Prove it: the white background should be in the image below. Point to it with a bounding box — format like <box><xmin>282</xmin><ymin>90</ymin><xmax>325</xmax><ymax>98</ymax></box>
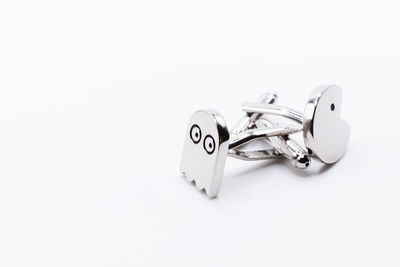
<box><xmin>1</xmin><ymin>0</ymin><xmax>399</xmax><ymax>266</ymax></box>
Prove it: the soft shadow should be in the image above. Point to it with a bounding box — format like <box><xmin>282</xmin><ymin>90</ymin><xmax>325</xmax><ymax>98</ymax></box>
<box><xmin>224</xmin><ymin>158</ymin><xmax>280</xmax><ymax>179</ymax></box>
<box><xmin>220</xmin><ymin>157</ymin><xmax>340</xmax><ymax>197</ymax></box>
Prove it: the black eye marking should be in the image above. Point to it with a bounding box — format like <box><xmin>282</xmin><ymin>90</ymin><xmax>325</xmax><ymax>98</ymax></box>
<box><xmin>190</xmin><ymin>124</ymin><xmax>201</xmax><ymax>144</ymax></box>
<box><xmin>203</xmin><ymin>135</ymin><xmax>216</xmax><ymax>155</ymax></box>
<box><xmin>330</xmin><ymin>103</ymin><xmax>335</xmax><ymax>111</ymax></box>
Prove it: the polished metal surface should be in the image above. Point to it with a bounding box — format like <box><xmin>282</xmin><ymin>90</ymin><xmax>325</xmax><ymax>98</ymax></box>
<box><xmin>250</xmin><ymin>91</ymin><xmax>311</xmax><ymax>169</ymax></box>
<box><xmin>257</xmin><ymin>118</ymin><xmax>310</xmax><ymax>169</ymax></box>
<box><xmin>231</xmin><ymin>92</ymin><xmax>278</xmax><ymax>134</ymax></box>
<box><xmin>180</xmin><ymin>110</ymin><xmax>230</xmax><ymax>198</ymax></box>
<box><xmin>180</xmin><ymin>85</ymin><xmax>350</xmax><ymax>197</ymax></box>
<box><xmin>228</xmin><ymin>125</ymin><xmax>302</xmax><ymax>150</ymax></box>
<box><xmin>241</xmin><ymin>85</ymin><xmax>351</xmax><ymax>164</ymax></box>
<box><xmin>302</xmin><ymin>85</ymin><xmax>351</xmax><ymax>164</ymax></box>
<box><xmin>229</xmin><ymin>92</ymin><xmax>281</xmax><ymax>162</ymax></box>
<box><xmin>228</xmin><ymin>149</ymin><xmax>280</xmax><ymax>161</ymax></box>
<box><xmin>242</xmin><ymin>103</ymin><xmax>304</xmax><ymax>123</ymax></box>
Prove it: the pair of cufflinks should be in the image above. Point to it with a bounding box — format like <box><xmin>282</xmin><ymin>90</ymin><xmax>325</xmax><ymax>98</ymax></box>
<box><xmin>179</xmin><ymin>85</ymin><xmax>351</xmax><ymax>198</ymax></box>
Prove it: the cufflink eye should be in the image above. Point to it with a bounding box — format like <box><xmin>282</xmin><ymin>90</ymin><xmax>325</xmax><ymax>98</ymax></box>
<box><xmin>203</xmin><ymin>135</ymin><xmax>215</xmax><ymax>155</ymax></box>
<box><xmin>190</xmin><ymin>124</ymin><xmax>202</xmax><ymax>144</ymax></box>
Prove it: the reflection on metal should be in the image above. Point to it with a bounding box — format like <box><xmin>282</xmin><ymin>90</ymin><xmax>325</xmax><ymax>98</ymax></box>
<box><xmin>180</xmin><ymin>85</ymin><xmax>351</xmax><ymax>198</ymax></box>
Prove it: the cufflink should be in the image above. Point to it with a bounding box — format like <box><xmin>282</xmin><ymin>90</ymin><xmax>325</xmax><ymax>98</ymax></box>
<box><xmin>180</xmin><ymin>85</ymin><xmax>350</xmax><ymax>198</ymax></box>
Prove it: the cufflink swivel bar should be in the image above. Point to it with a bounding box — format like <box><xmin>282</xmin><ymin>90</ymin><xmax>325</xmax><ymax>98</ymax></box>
<box><xmin>180</xmin><ymin>85</ymin><xmax>350</xmax><ymax>197</ymax></box>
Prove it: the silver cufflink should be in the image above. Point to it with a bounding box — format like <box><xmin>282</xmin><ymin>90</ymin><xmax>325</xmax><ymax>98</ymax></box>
<box><xmin>180</xmin><ymin>85</ymin><xmax>351</xmax><ymax>198</ymax></box>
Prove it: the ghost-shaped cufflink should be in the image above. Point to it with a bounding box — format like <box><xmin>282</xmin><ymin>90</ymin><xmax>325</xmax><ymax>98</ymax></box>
<box><xmin>180</xmin><ymin>85</ymin><xmax>351</xmax><ymax>198</ymax></box>
<box><xmin>179</xmin><ymin>110</ymin><xmax>230</xmax><ymax>198</ymax></box>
